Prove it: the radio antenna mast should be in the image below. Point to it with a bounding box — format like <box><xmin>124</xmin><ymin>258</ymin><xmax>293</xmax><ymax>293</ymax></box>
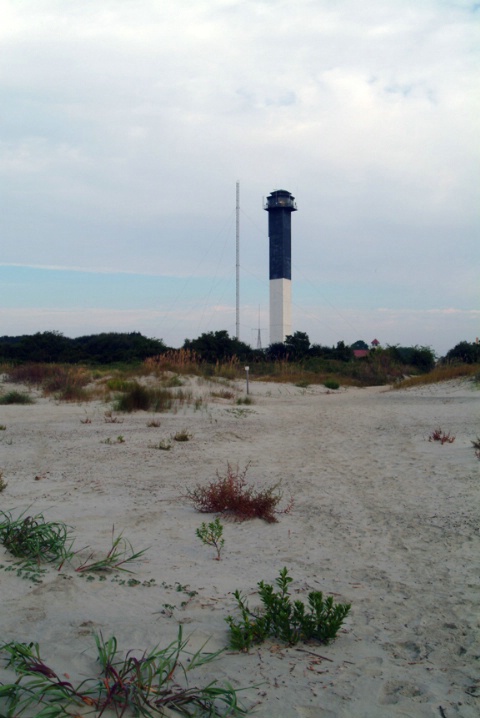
<box><xmin>235</xmin><ymin>180</ymin><xmax>240</xmax><ymax>340</ymax></box>
<box><xmin>256</xmin><ymin>305</ymin><xmax>262</xmax><ymax>349</ymax></box>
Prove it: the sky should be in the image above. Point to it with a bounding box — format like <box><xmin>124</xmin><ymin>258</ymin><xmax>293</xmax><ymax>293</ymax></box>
<box><xmin>1</xmin><ymin>0</ymin><xmax>478</xmax><ymax>357</ymax></box>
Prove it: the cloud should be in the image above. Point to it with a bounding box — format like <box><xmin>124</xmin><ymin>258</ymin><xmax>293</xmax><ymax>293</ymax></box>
<box><xmin>0</xmin><ymin>0</ymin><xmax>477</xmax><ymax>354</ymax></box>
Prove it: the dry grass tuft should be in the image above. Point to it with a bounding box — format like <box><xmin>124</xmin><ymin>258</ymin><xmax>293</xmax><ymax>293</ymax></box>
<box><xmin>6</xmin><ymin>363</ymin><xmax>92</xmax><ymax>402</ymax></box>
<box><xmin>210</xmin><ymin>389</ymin><xmax>236</xmax><ymax>400</ymax></box>
<box><xmin>144</xmin><ymin>349</ymin><xmax>201</xmax><ymax>376</ymax></box>
<box><xmin>147</xmin><ymin>418</ymin><xmax>161</xmax><ymax>427</ymax></box>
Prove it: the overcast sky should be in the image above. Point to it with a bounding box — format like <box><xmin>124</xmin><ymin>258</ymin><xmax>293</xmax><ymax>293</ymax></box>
<box><xmin>1</xmin><ymin>0</ymin><xmax>478</xmax><ymax>356</ymax></box>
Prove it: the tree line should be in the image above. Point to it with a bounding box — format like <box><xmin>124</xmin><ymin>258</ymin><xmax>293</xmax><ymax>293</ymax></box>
<box><xmin>0</xmin><ymin>331</ymin><xmax>167</xmax><ymax>364</ymax></box>
<box><xmin>0</xmin><ymin>329</ymin><xmax>477</xmax><ymax>369</ymax></box>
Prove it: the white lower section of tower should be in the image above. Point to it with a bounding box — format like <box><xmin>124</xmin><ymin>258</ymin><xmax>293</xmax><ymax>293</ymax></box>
<box><xmin>269</xmin><ymin>278</ymin><xmax>292</xmax><ymax>345</ymax></box>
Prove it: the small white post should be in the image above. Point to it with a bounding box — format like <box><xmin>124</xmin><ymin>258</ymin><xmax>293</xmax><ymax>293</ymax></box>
<box><xmin>245</xmin><ymin>366</ymin><xmax>250</xmax><ymax>395</ymax></box>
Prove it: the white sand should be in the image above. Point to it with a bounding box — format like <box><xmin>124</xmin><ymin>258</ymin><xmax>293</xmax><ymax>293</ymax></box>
<box><xmin>0</xmin><ymin>376</ymin><xmax>479</xmax><ymax>717</ymax></box>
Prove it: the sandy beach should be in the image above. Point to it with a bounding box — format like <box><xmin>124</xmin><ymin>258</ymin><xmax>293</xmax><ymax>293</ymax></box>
<box><xmin>0</xmin><ymin>376</ymin><xmax>479</xmax><ymax>717</ymax></box>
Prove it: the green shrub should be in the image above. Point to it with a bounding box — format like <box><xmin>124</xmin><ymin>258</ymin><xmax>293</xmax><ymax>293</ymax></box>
<box><xmin>172</xmin><ymin>429</ymin><xmax>192</xmax><ymax>442</ymax></box>
<box><xmin>105</xmin><ymin>377</ymin><xmax>133</xmax><ymax>392</ymax></box>
<box><xmin>114</xmin><ymin>383</ymin><xmax>172</xmax><ymax>412</ymax></box>
<box><xmin>162</xmin><ymin>374</ymin><xmax>183</xmax><ymax>387</ymax></box>
<box><xmin>226</xmin><ymin>567</ymin><xmax>351</xmax><ymax>652</ymax></box>
<box><xmin>295</xmin><ymin>379</ymin><xmax>310</xmax><ymax>388</ymax></box>
<box><xmin>444</xmin><ymin>340</ymin><xmax>480</xmax><ymax>364</ymax></box>
<box><xmin>324</xmin><ymin>380</ymin><xmax>340</xmax><ymax>390</ymax></box>
<box><xmin>149</xmin><ymin>439</ymin><xmax>172</xmax><ymax>450</ymax></box>
<box><xmin>236</xmin><ymin>396</ymin><xmax>253</xmax><ymax>405</ymax></box>
<box><xmin>196</xmin><ymin>518</ymin><xmax>225</xmax><ymax>560</ymax></box>
<box><xmin>114</xmin><ymin>382</ymin><xmax>151</xmax><ymax>411</ymax></box>
<box><xmin>101</xmin><ymin>435</ymin><xmax>125</xmax><ymax>445</ymax></box>
<box><xmin>0</xmin><ymin>391</ymin><xmax>35</xmax><ymax>405</ymax></box>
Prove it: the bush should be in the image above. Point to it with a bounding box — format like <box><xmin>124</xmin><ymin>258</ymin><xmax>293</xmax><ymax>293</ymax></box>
<box><xmin>173</xmin><ymin>429</ymin><xmax>192</xmax><ymax>442</ymax></box>
<box><xmin>324</xmin><ymin>380</ymin><xmax>339</xmax><ymax>390</ymax></box>
<box><xmin>0</xmin><ymin>331</ymin><xmax>168</xmax><ymax>364</ymax></box>
<box><xmin>226</xmin><ymin>568</ymin><xmax>351</xmax><ymax>651</ymax></box>
<box><xmin>196</xmin><ymin>517</ymin><xmax>225</xmax><ymax>560</ymax></box>
<box><xmin>183</xmin><ymin>330</ymin><xmax>253</xmax><ymax>363</ymax></box>
<box><xmin>149</xmin><ymin>439</ymin><xmax>172</xmax><ymax>451</ymax></box>
<box><xmin>388</xmin><ymin>345</ymin><xmax>436</xmax><ymax>372</ymax></box>
<box><xmin>114</xmin><ymin>382</ymin><xmax>151</xmax><ymax>411</ymax></box>
<box><xmin>444</xmin><ymin>341</ymin><xmax>480</xmax><ymax>364</ymax></box>
<box><xmin>295</xmin><ymin>379</ymin><xmax>310</xmax><ymax>388</ymax></box>
<box><xmin>0</xmin><ymin>391</ymin><xmax>35</xmax><ymax>405</ymax></box>
<box><xmin>186</xmin><ymin>463</ymin><xmax>293</xmax><ymax>523</ymax></box>
<box><xmin>114</xmin><ymin>383</ymin><xmax>172</xmax><ymax>412</ymax></box>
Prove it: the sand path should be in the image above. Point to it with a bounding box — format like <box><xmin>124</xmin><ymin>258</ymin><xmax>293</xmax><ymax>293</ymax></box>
<box><xmin>0</xmin><ymin>377</ymin><xmax>478</xmax><ymax>717</ymax></box>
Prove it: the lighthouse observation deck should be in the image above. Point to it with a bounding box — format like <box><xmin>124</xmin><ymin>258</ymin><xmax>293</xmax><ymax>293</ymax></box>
<box><xmin>264</xmin><ymin>189</ymin><xmax>297</xmax><ymax>211</ymax></box>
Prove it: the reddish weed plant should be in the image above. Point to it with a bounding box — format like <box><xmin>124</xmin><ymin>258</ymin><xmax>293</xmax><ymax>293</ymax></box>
<box><xmin>186</xmin><ymin>463</ymin><xmax>293</xmax><ymax>523</ymax></box>
<box><xmin>428</xmin><ymin>428</ymin><xmax>456</xmax><ymax>444</ymax></box>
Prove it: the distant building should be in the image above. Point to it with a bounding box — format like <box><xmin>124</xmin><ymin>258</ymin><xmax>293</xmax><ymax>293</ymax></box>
<box><xmin>351</xmin><ymin>339</ymin><xmax>369</xmax><ymax>359</ymax></box>
<box><xmin>264</xmin><ymin>189</ymin><xmax>297</xmax><ymax>345</ymax></box>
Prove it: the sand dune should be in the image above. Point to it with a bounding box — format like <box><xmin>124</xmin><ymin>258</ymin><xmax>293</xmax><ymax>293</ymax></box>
<box><xmin>0</xmin><ymin>377</ymin><xmax>479</xmax><ymax>717</ymax></box>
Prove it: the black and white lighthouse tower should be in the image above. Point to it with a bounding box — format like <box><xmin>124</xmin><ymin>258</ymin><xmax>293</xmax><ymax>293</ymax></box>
<box><xmin>264</xmin><ymin>189</ymin><xmax>297</xmax><ymax>345</ymax></box>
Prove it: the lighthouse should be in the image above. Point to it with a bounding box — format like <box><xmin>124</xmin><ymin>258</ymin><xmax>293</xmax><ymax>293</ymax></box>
<box><xmin>264</xmin><ymin>189</ymin><xmax>297</xmax><ymax>345</ymax></box>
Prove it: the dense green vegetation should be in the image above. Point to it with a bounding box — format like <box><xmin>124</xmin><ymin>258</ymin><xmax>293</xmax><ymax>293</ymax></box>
<box><xmin>0</xmin><ymin>331</ymin><xmax>167</xmax><ymax>364</ymax></box>
<box><xmin>443</xmin><ymin>340</ymin><xmax>480</xmax><ymax>364</ymax></box>
<box><xmin>2</xmin><ymin>330</ymin><xmax>478</xmax><ymax>388</ymax></box>
<box><xmin>183</xmin><ymin>330</ymin><xmax>254</xmax><ymax>363</ymax></box>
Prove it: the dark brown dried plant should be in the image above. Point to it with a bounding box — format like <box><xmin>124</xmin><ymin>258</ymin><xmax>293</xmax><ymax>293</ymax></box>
<box><xmin>186</xmin><ymin>463</ymin><xmax>293</xmax><ymax>523</ymax></box>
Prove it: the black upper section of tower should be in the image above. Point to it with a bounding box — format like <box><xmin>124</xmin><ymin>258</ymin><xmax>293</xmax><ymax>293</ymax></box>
<box><xmin>264</xmin><ymin>190</ymin><xmax>297</xmax><ymax>281</ymax></box>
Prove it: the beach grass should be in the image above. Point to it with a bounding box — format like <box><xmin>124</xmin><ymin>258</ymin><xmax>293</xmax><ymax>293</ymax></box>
<box><xmin>394</xmin><ymin>363</ymin><xmax>480</xmax><ymax>389</ymax></box>
<box><xmin>0</xmin><ymin>627</ymin><xmax>249</xmax><ymax>717</ymax></box>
